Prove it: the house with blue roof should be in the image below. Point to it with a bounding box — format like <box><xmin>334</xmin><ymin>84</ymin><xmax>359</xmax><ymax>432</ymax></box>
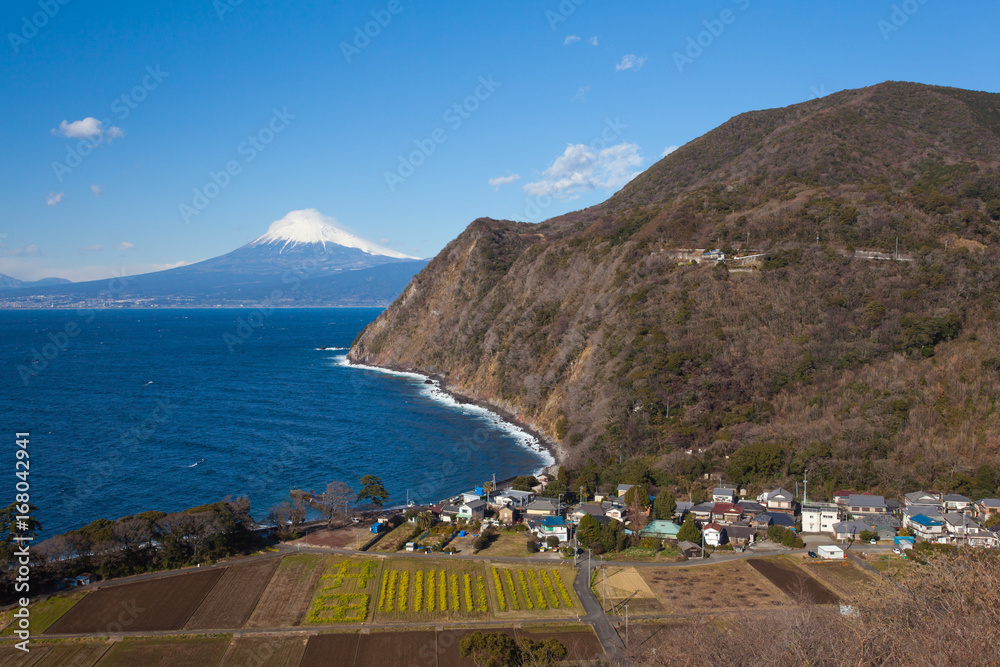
<box><xmin>530</xmin><ymin>515</ymin><xmax>571</xmax><ymax>543</ymax></box>
<box><xmin>906</xmin><ymin>513</ymin><xmax>945</xmax><ymax>540</ymax></box>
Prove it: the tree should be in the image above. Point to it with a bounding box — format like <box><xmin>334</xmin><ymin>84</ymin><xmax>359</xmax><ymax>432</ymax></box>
<box><xmin>518</xmin><ymin>637</ymin><xmax>568</xmax><ymax>666</ymax></box>
<box><xmin>267</xmin><ymin>502</ymin><xmax>294</xmax><ymax>540</ymax></box>
<box><xmin>318</xmin><ymin>481</ymin><xmax>354</xmax><ymax>529</ymax></box>
<box><xmin>356</xmin><ymin>475</ymin><xmax>390</xmax><ymax>513</ymax></box>
<box><xmin>653</xmin><ymin>489</ymin><xmax>677</xmax><ymax>520</ymax></box>
<box><xmin>546</xmin><ymin>535</ymin><xmax>561</xmax><ymax>548</ymax></box>
<box><xmin>512</xmin><ymin>475</ymin><xmax>538</xmax><ymax>492</ymax></box>
<box><xmin>858</xmin><ymin>529</ymin><xmax>878</xmax><ymax>543</ymax></box>
<box><xmin>623</xmin><ymin>484</ymin><xmax>651</xmax><ymax>509</ymax></box>
<box><xmin>677</xmin><ymin>514</ymin><xmax>701</xmax><ymax>543</ymax></box>
<box><xmin>727</xmin><ymin>442</ymin><xmax>787</xmax><ymax>484</ymax></box>
<box><xmin>0</xmin><ymin>503</ymin><xmax>40</xmax><ymax>571</ymax></box>
<box><xmin>460</xmin><ymin>631</ymin><xmax>519</xmax><ymax>667</ymax></box>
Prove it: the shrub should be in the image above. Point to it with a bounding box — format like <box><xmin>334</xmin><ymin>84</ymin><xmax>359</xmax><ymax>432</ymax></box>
<box><xmin>528</xmin><ymin>570</ymin><xmax>548</xmax><ymax>609</ymax></box>
<box><xmin>451</xmin><ymin>573</ymin><xmax>460</xmax><ymax>610</ymax></box>
<box><xmin>492</xmin><ymin>567</ymin><xmax>506</xmax><ymax>610</ymax></box>
<box><xmin>464</xmin><ymin>573</ymin><xmax>474</xmax><ymax>611</ymax></box>
<box><xmin>427</xmin><ymin>570</ymin><xmax>436</xmax><ymax>611</ymax></box>
<box><xmin>546</xmin><ymin>536</ymin><xmax>560</xmax><ymax>548</ymax></box>
<box><xmin>398</xmin><ymin>571</ymin><xmax>409</xmax><ymax>611</ymax></box>
<box><xmin>551</xmin><ymin>570</ymin><xmax>574</xmax><ymax>606</ymax></box>
<box><xmin>504</xmin><ymin>569</ymin><xmax>520</xmax><ymax>610</ymax></box>
<box><xmin>518</xmin><ymin>570</ymin><xmax>534</xmax><ymax>610</ymax></box>
<box><xmin>377</xmin><ymin>571</ymin><xmax>389</xmax><ymax>611</ymax></box>
<box><xmin>414</xmin><ymin>570</ymin><xmax>423</xmax><ymax>612</ymax></box>
<box><xmin>539</xmin><ymin>570</ymin><xmax>559</xmax><ymax>607</ymax></box>
<box><xmin>439</xmin><ymin>570</ymin><xmax>447</xmax><ymax>610</ymax></box>
<box><xmin>476</xmin><ymin>575</ymin><xmax>489</xmax><ymax>611</ymax></box>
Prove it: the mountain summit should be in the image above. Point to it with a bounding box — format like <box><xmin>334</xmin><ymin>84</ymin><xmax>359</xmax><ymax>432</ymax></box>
<box><xmin>0</xmin><ymin>210</ymin><xmax>427</xmax><ymax>307</ymax></box>
<box><xmin>350</xmin><ymin>81</ymin><xmax>1000</xmax><ymax>490</ymax></box>
<box><xmin>250</xmin><ymin>209</ymin><xmax>418</xmax><ymax>259</ymax></box>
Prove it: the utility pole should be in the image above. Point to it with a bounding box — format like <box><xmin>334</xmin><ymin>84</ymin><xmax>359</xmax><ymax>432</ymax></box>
<box><xmin>803</xmin><ymin>469</ymin><xmax>809</xmax><ymax>504</ymax></box>
<box><xmin>625</xmin><ymin>603</ymin><xmax>629</xmax><ymax>648</ymax></box>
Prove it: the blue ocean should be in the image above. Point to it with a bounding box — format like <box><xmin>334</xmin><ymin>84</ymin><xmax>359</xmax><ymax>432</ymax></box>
<box><xmin>0</xmin><ymin>308</ymin><xmax>550</xmax><ymax>538</ymax></box>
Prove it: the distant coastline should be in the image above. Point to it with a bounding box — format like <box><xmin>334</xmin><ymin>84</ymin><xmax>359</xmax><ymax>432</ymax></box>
<box><xmin>338</xmin><ymin>354</ymin><xmax>561</xmax><ymax>477</ymax></box>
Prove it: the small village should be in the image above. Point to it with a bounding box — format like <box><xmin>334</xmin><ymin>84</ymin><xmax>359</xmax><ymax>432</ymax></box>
<box><xmin>386</xmin><ymin>475</ymin><xmax>1000</xmax><ymax>562</ymax></box>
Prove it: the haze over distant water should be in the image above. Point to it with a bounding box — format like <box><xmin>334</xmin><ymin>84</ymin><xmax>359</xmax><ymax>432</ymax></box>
<box><xmin>1</xmin><ymin>308</ymin><xmax>547</xmax><ymax>538</ymax></box>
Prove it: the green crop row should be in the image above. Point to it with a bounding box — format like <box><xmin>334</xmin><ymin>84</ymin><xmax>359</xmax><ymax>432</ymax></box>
<box><xmin>551</xmin><ymin>570</ymin><xmax>574</xmax><ymax>607</ymax></box>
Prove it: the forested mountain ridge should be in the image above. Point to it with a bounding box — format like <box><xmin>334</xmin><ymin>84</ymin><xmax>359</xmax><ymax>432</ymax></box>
<box><xmin>350</xmin><ymin>82</ymin><xmax>1000</xmax><ymax>497</ymax></box>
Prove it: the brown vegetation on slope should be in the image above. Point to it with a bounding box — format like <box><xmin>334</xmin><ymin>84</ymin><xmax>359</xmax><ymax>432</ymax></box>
<box><xmin>350</xmin><ymin>82</ymin><xmax>1000</xmax><ymax>494</ymax></box>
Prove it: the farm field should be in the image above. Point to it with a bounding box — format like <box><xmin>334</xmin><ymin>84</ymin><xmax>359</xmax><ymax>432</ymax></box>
<box><xmin>1</xmin><ymin>591</ymin><xmax>86</xmax><ymax>636</ymax></box>
<box><xmin>219</xmin><ymin>634</ymin><xmax>308</xmax><ymax>667</ymax></box>
<box><xmin>0</xmin><ymin>639</ymin><xmax>110</xmax><ymax>666</ymax></box>
<box><xmin>185</xmin><ymin>558</ymin><xmax>280</xmax><ymax>630</ymax></box>
<box><xmin>473</xmin><ymin>531</ymin><xmax>531</xmax><ymax>557</ymax></box>
<box><xmin>45</xmin><ymin>569</ymin><xmax>225</xmax><ymax>634</ymax></box>
<box><xmin>95</xmin><ymin>635</ymin><xmax>231</xmax><ymax>666</ymax></box>
<box><xmin>356</xmin><ymin>630</ymin><xmax>437</xmax><ymax>667</ymax></box>
<box><xmin>245</xmin><ymin>554</ymin><xmax>325</xmax><ymax>628</ymax></box>
<box><xmin>299</xmin><ymin>632</ymin><xmax>360</xmax><ymax>667</ymax></box>
<box><xmin>798</xmin><ymin>559</ymin><xmax>875</xmax><ymax>598</ymax></box>
<box><xmin>490</xmin><ymin>565</ymin><xmax>581</xmax><ymax>619</ymax></box>
<box><xmin>371</xmin><ymin>523</ymin><xmax>417</xmax><ymax>552</ymax></box>
<box><xmin>640</xmin><ymin>560</ymin><xmax>791</xmax><ymax>613</ymax></box>
<box><xmin>748</xmin><ymin>558</ymin><xmax>839</xmax><ymax>604</ymax></box>
<box><xmin>304</xmin><ymin>557</ymin><xmax>381</xmax><ymax>624</ymax></box>
<box><xmin>591</xmin><ymin>566</ymin><xmax>662</xmax><ymax>614</ymax></box>
<box><xmin>293</xmin><ymin>525</ymin><xmax>372</xmax><ymax>550</ymax></box>
<box><xmin>372</xmin><ymin>559</ymin><xmax>489</xmax><ymax>621</ymax></box>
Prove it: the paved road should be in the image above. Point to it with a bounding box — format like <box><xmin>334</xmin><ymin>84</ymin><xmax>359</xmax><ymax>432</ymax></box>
<box><xmin>571</xmin><ymin>559</ymin><xmax>622</xmax><ymax>661</ymax></box>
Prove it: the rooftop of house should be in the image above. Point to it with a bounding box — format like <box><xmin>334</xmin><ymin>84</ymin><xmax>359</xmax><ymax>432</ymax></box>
<box><xmin>942</xmin><ymin>493</ymin><xmax>971</xmax><ymax>502</ymax></box>
<box><xmin>910</xmin><ymin>514</ymin><xmax>944</xmax><ymax>527</ymax></box>
<box><xmin>978</xmin><ymin>498</ymin><xmax>1000</xmax><ymax>508</ymax></box>
<box><xmin>737</xmin><ymin>500</ymin><xmax>766</xmax><ymax>512</ymax></box>
<box><xmin>726</xmin><ymin>524</ymin><xmax>756</xmax><ymax>539</ymax></box>
<box><xmin>527</xmin><ymin>498</ymin><xmax>560</xmax><ymax>510</ymax></box>
<box><xmin>675</xmin><ymin>501</ymin><xmax>695</xmax><ymax>511</ymax></box>
<box><xmin>767</xmin><ymin>488</ymin><xmax>794</xmax><ymax>501</ymax></box>
<box><xmin>905</xmin><ymin>491</ymin><xmax>941</xmax><ymax>503</ymax></box>
<box><xmin>691</xmin><ymin>502</ymin><xmax>716</xmax><ymax>512</ymax></box>
<box><xmin>712</xmin><ymin>502</ymin><xmax>743</xmax><ymax>514</ymax></box>
<box><xmin>463</xmin><ymin>499</ymin><xmax>485</xmax><ymax>509</ymax></box>
<box><xmin>703</xmin><ymin>522</ymin><xmax>725</xmax><ymax>532</ymax></box>
<box><xmin>540</xmin><ymin>516</ymin><xmax>567</xmax><ymax>527</ymax></box>
<box><xmin>847</xmin><ymin>494</ymin><xmax>887</xmax><ymax>508</ymax></box>
<box><xmin>713</xmin><ymin>487</ymin><xmax>737</xmax><ymax>495</ymax></box>
<box><xmin>762</xmin><ymin>512</ymin><xmax>796</xmax><ymax>527</ymax></box>
<box><xmin>641</xmin><ymin>520</ymin><xmax>681</xmax><ymax>535</ymax></box>
<box><xmin>574</xmin><ymin>504</ymin><xmax>606</xmax><ymax>516</ymax></box>
<box><xmin>678</xmin><ymin>540</ymin><xmax>701</xmax><ymax>551</ymax></box>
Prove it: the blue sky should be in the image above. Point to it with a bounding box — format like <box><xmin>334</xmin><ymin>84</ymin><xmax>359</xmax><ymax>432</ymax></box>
<box><xmin>2</xmin><ymin>0</ymin><xmax>999</xmax><ymax>281</ymax></box>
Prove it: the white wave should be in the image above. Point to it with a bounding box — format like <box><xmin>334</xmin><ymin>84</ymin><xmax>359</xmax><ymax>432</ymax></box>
<box><xmin>338</xmin><ymin>355</ymin><xmax>555</xmax><ymax>474</ymax></box>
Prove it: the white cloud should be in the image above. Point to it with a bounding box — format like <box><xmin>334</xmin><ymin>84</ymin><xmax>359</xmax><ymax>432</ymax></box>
<box><xmin>52</xmin><ymin>117</ymin><xmax>123</xmax><ymax>141</ymax></box>
<box><xmin>662</xmin><ymin>145</ymin><xmax>679</xmax><ymax>157</ymax></box>
<box><xmin>523</xmin><ymin>142</ymin><xmax>644</xmax><ymax>199</ymax></box>
<box><xmin>90</xmin><ymin>184</ymin><xmax>103</xmax><ymax>197</ymax></box>
<box><xmin>0</xmin><ymin>260</ymin><xmax>196</xmax><ymax>283</ymax></box>
<box><xmin>1</xmin><ymin>243</ymin><xmax>41</xmax><ymax>257</ymax></box>
<box><xmin>79</xmin><ymin>244</ymin><xmax>105</xmax><ymax>253</ymax></box>
<box><xmin>488</xmin><ymin>173</ymin><xmax>522</xmax><ymax>190</ymax></box>
<box><xmin>563</xmin><ymin>35</ymin><xmax>581</xmax><ymax>45</ymax></box>
<box><xmin>589</xmin><ymin>36</ymin><xmax>599</xmax><ymax>46</ymax></box>
<box><xmin>615</xmin><ymin>54</ymin><xmax>646</xmax><ymax>72</ymax></box>
<box><xmin>572</xmin><ymin>85</ymin><xmax>591</xmax><ymax>102</ymax></box>
<box><xmin>46</xmin><ymin>192</ymin><xmax>64</xmax><ymax>207</ymax></box>
<box><xmin>114</xmin><ymin>242</ymin><xmax>136</xmax><ymax>251</ymax></box>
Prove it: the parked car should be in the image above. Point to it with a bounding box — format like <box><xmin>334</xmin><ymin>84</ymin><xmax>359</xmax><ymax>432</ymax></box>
<box><xmin>807</xmin><ymin>551</ymin><xmax>817</xmax><ymax>558</ymax></box>
<box><xmin>892</xmin><ymin>547</ymin><xmax>901</xmax><ymax>555</ymax></box>
<box><xmin>869</xmin><ymin>538</ymin><xmax>877</xmax><ymax>544</ymax></box>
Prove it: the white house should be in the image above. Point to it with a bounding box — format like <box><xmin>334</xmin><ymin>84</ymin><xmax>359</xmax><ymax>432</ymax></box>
<box><xmin>531</xmin><ymin>516</ymin><xmax>571</xmax><ymax>543</ymax></box>
<box><xmin>941</xmin><ymin>494</ymin><xmax>973</xmax><ymax>513</ymax></box>
<box><xmin>906</xmin><ymin>513</ymin><xmax>946</xmax><ymax>540</ymax></box>
<box><xmin>759</xmin><ymin>488</ymin><xmax>795</xmax><ymax>514</ymax></box>
<box><xmin>974</xmin><ymin>498</ymin><xmax>1000</xmax><ymax>522</ymax></box>
<box><xmin>703</xmin><ymin>523</ymin><xmax>726</xmax><ymax>547</ymax></box>
<box><xmin>817</xmin><ymin>545</ymin><xmax>845</xmax><ymax>560</ymax></box>
<box><xmin>942</xmin><ymin>511</ymin><xmax>979</xmax><ymax>539</ymax></box>
<box><xmin>457</xmin><ymin>499</ymin><xmax>485</xmax><ymax>522</ymax></box>
<box><xmin>801</xmin><ymin>502</ymin><xmax>843</xmax><ymax>534</ymax></box>
<box><xmin>712</xmin><ymin>487</ymin><xmax>738</xmax><ymax>503</ymax></box>
<box><xmin>904</xmin><ymin>491</ymin><xmax>942</xmax><ymax>512</ymax></box>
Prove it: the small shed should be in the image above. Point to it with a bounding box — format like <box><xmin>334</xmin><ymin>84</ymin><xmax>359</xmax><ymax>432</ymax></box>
<box><xmin>678</xmin><ymin>540</ymin><xmax>703</xmax><ymax>559</ymax></box>
<box><xmin>817</xmin><ymin>545</ymin><xmax>845</xmax><ymax>560</ymax></box>
<box><xmin>405</xmin><ymin>542</ymin><xmax>417</xmax><ymax>552</ymax></box>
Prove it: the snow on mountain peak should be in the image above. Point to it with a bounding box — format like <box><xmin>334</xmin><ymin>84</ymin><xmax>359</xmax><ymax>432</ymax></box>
<box><xmin>250</xmin><ymin>209</ymin><xmax>418</xmax><ymax>259</ymax></box>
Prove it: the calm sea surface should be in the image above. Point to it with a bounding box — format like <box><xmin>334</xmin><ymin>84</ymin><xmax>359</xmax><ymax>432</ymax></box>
<box><xmin>0</xmin><ymin>308</ymin><xmax>548</xmax><ymax>538</ymax></box>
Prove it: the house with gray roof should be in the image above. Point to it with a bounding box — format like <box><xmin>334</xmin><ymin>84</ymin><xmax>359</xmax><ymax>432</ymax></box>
<box><xmin>845</xmin><ymin>494</ymin><xmax>888</xmax><ymax>515</ymax></box>
<box><xmin>942</xmin><ymin>494</ymin><xmax>972</xmax><ymax>513</ymax></box>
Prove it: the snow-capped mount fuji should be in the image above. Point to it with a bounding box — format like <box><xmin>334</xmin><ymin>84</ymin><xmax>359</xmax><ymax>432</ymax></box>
<box><xmin>249</xmin><ymin>209</ymin><xmax>418</xmax><ymax>259</ymax></box>
<box><xmin>0</xmin><ymin>210</ymin><xmax>428</xmax><ymax>307</ymax></box>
